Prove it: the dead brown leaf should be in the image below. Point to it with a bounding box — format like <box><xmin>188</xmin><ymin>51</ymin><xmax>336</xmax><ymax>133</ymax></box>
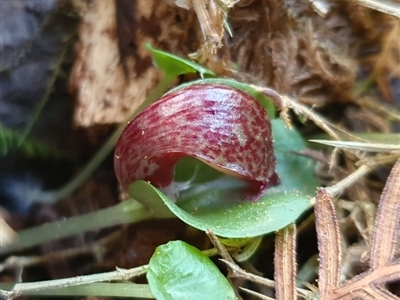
<box><xmin>315</xmin><ymin>188</ymin><xmax>342</xmax><ymax>297</ymax></box>
<box><xmin>274</xmin><ymin>224</ymin><xmax>297</xmax><ymax>300</ymax></box>
<box><xmin>322</xmin><ymin>158</ymin><xmax>400</xmax><ymax>299</ymax></box>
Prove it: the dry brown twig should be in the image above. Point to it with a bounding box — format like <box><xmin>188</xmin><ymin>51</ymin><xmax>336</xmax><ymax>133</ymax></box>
<box><xmin>0</xmin><ymin>231</ymin><xmax>122</xmax><ymax>273</ymax></box>
<box><xmin>208</xmin><ymin>228</ymin><xmax>316</xmax><ymax>299</ymax></box>
<box><xmin>174</xmin><ymin>0</ymin><xmax>238</xmax><ymax>61</ymax></box>
<box><xmin>191</xmin><ymin>0</ymin><xmax>223</xmax><ymax>57</ymax></box>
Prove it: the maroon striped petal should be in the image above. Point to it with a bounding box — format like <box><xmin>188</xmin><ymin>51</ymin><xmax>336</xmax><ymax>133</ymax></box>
<box><xmin>114</xmin><ymin>83</ymin><xmax>279</xmax><ymax>199</ymax></box>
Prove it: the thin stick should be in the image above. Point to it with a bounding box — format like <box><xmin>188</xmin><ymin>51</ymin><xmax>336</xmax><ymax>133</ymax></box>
<box><xmin>221</xmin><ymin>259</ymin><xmax>316</xmax><ymax>299</ymax></box>
<box><xmin>0</xmin><ymin>266</ymin><xmax>147</xmax><ymax>299</ymax></box>
<box><xmin>0</xmin><ymin>246</ymin><xmax>226</xmax><ymax>299</ymax></box>
<box><xmin>324</xmin><ymin>164</ymin><xmax>373</xmax><ymax>197</ymax></box>
<box><xmin>281</xmin><ymin>96</ymin><xmax>341</xmax><ymax>141</ymax></box>
<box><xmin>0</xmin><ymin>231</ymin><xmax>120</xmax><ymax>272</ymax></box>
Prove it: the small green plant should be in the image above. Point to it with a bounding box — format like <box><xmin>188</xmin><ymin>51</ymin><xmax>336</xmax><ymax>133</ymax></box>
<box><xmin>1</xmin><ymin>47</ymin><xmax>319</xmax><ymax>299</ymax></box>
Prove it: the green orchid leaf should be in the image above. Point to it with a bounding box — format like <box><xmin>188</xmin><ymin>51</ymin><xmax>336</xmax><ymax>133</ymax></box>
<box><xmin>147</xmin><ymin>241</ymin><xmax>236</xmax><ymax>300</ymax></box>
<box><xmin>146</xmin><ymin>44</ymin><xmax>215</xmax><ymax>78</ymax></box>
<box><xmin>128</xmin><ymin>119</ymin><xmax>317</xmax><ymax>238</ymax></box>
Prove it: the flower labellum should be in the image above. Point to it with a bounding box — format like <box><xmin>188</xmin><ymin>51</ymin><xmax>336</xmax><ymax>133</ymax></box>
<box><xmin>114</xmin><ymin>83</ymin><xmax>279</xmax><ymax>200</ymax></box>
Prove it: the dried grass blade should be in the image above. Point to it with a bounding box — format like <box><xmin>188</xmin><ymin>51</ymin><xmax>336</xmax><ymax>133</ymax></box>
<box><xmin>370</xmin><ymin>157</ymin><xmax>400</xmax><ymax>269</ymax></box>
<box><xmin>315</xmin><ymin>189</ymin><xmax>341</xmax><ymax>297</ymax></box>
<box><xmin>274</xmin><ymin>224</ymin><xmax>297</xmax><ymax>300</ymax></box>
<box><xmin>309</xmin><ymin>139</ymin><xmax>400</xmax><ymax>152</ymax></box>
